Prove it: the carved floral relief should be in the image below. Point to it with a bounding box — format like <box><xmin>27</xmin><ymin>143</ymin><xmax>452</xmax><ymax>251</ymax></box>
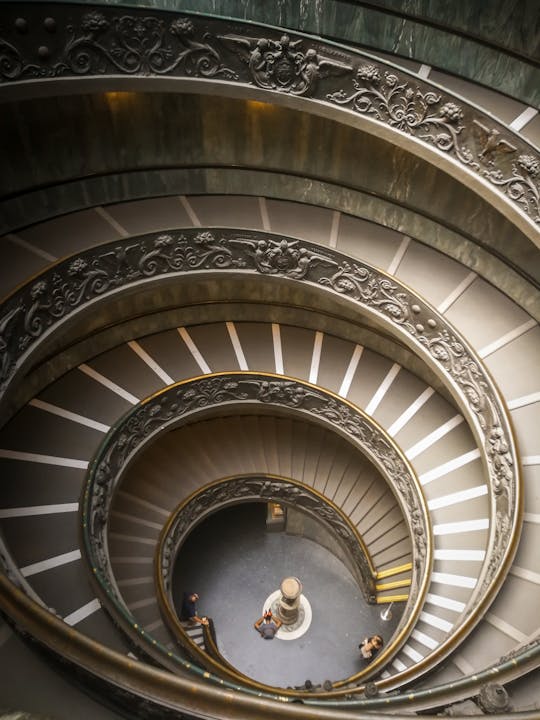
<box><xmin>0</xmin><ymin>230</ymin><xmax>518</xmax><ymax>578</ymax></box>
<box><xmin>0</xmin><ymin>6</ymin><xmax>538</xmax><ymax>224</ymax></box>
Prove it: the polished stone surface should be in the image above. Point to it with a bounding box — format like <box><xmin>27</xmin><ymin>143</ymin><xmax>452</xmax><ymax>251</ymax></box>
<box><xmin>0</xmin><ymin>617</ymin><xmax>125</xmax><ymax>720</ymax></box>
<box><xmin>90</xmin><ymin>0</ymin><xmax>539</xmax><ymax>103</ymax></box>
<box><xmin>173</xmin><ymin>503</ymin><xmax>401</xmax><ymax>688</ymax></box>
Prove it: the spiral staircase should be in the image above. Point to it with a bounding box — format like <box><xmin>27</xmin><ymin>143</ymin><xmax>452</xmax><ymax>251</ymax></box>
<box><xmin>0</xmin><ymin>2</ymin><xmax>539</xmax><ymax>718</ymax></box>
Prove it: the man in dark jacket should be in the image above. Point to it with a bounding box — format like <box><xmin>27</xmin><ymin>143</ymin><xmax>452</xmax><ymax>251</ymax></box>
<box><xmin>180</xmin><ymin>592</ymin><xmax>208</xmax><ymax>625</ymax></box>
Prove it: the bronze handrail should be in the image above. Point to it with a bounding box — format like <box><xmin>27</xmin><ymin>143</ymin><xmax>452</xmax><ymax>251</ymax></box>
<box><xmin>157</xmin><ymin>474</ymin><xmax>379</xmax><ymax>600</ymax></box>
<box><xmin>84</xmin><ymin>375</ymin><xmax>429</xmax><ymax>696</ymax></box>
<box><xmin>153</xmin><ymin>474</ymin><xmax>407</xmax><ymax>694</ymax></box>
<box><xmin>1</xmin><ymin>571</ymin><xmax>539</xmax><ymax>716</ymax></box>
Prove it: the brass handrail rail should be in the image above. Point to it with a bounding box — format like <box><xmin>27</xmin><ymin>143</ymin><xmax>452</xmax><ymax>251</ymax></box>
<box><xmin>0</xmin><ymin>226</ymin><xmax>522</xmax><ymax>691</ymax></box>
<box><xmin>158</xmin><ymin>474</ymin><xmax>379</xmax><ymax>598</ymax></box>
<box><xmin>1</xmin><ymin>570</ymin><xmax>539</xmax><ymax>716</ymax></box>
<box><xmin>84</xmin><ymin>374</ymin><xmax>430</xmax><ymax>696</ymax></box>
<box><xmin>157</xmin><ymin>474</ymin><xmax>379</xmax><ymax>600</ymax></box>
<box><xmin>153</xmin><ymin>474</ymin><xmax>403</xmax><ymax>692</ymax></box>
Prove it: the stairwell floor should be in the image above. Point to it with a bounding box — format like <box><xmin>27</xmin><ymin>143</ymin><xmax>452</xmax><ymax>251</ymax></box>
<box><xmin>173</xmin><ymin>503</ymin><xmax>401</xmax><ymax>688</ymax></box>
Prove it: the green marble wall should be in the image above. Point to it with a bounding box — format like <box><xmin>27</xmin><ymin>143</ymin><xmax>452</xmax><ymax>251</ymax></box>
<box><xmin>368</xmin><ymin>0</ymin><xmax>539</xmax><ymax>59</ymax></box>
<box><xmin>0</xmin><ymin>92</ymin><xmax>533</xmax><ymax>257</ymax></box>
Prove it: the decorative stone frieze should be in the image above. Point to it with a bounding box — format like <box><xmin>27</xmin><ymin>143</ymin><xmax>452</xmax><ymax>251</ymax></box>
<box><xmin>158</xmin><ymin>476</ymin><xmax>379</xmax><ymax>603</ymax></box>
<box><xmin>0</xmin><ymin>4</ymin><xmax>538</xmax><ymax>227</ymax></box>
<box><xmin>0</xmin><ymin>227</ymin><xmax>520</xmax><ymax>610</ymax></box>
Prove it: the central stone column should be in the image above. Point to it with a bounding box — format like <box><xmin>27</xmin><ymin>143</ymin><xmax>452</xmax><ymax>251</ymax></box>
<box><xmin>264</xmin><ymin>577</ymin><xmax>311</xmax><ymax>639</ymax></box>
<box><xmin>277</xmin><ymin>576</ymin><xmax>303</xmax><ymax>625</ymax></box>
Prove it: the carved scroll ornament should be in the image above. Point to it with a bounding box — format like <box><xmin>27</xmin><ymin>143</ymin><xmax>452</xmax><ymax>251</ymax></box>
<box><xmin>0</xmin><ymin>228</ymin><xmax>519</xmax><ymax>609</ymax></box>
<box><xmin>159</xmin><ymin>476</ymin><xmax>378</xmax><ymax>603</ymax></box>
<box><xmin>0</xmin><ymin>4</ymin><xmax>538</xmax><ymax>226</ymax></box>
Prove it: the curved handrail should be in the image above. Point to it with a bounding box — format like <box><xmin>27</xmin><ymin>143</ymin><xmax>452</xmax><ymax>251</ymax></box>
<box><xmin>83</xmin><ymin>374</ymin><xmax>429</xmax><ymax>695</ymax></box>
<box><xmin>200</xmin><ymin>617</ymin><xmax>248</xmax><ymax>680</ymax></box>
<box><xmin>202</xmin><ymin>618</ymin><xmax>220</xmax><ymax>661</ymax></box>
<box><xmin>154</xmin><ymin>474</ymin><xmax>396</xmax><ymax>686</ymax></box>
<box><xmin>158</xmin><ymin>475</ymin><xmax>378</xmax><ymax>601</ymax></box>
<box><xmin>0</xmin><ymin>226</ymin><xmax>522</xmax><ymax>688</ymax></box>
<box><xmin>0</xmin><ymin>3</ymin><xmax>538</xmax><ymax>237</ymax></box>
<box><xmin>1</xmin><ymin>569</ymin><xmax>539</xmax><ymax>716</ymax></box>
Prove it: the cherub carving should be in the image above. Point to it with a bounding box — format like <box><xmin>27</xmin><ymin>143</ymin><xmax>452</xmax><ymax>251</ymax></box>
<box><xmin>219</xmin><ymin>33</ymin><xmax>351</xmax><ymax>96</ymax></box>
<box><xmin>230</xmin><ymin>236</ymin><xmax>334</xmax><ymax>278</ymax></box>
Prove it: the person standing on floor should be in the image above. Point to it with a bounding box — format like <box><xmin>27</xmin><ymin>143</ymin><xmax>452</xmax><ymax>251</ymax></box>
<box><xmin>359</xmin><ymin>634</ymin><xmax>383</xmax><ymax>661</ymax></box>
<box><xmin>254</xmin><ymin>609</ymin><xmax>282</xmax><ymax>640</ymax></box>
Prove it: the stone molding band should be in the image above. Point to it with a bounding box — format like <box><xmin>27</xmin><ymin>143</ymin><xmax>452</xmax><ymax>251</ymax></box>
<box><xmin>83</xmin><ymin>372</ymin><xmax>429</xmax><ymax>691</ymax></box>
<box><xmin>0</xmin><ymin>3</ymin><xmax>538</xmax><ymax>235</ymax></box>
<box><xmin>0</xmin><ymin>227</ymin><xmax>521</xmax><ymax>617</ymax></box>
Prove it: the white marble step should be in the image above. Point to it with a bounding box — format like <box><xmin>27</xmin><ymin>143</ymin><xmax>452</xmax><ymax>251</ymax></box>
<box><xmin>1</xmin><ymin>193</ymin><xmax>537</xmax><ymax>687</ymax></box>
<box><xmin>0</xmin><ymin>319</ymin><xmax>491</xmax><ymax>659</ymax></box>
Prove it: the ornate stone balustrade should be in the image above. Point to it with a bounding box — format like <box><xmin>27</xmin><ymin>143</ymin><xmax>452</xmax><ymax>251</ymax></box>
<box><xmin>0</xmin><ymin>226</ymin><xmax>522</xmax><ymax>689</ymax></box>
<box><xmin>0</xmin><ymin>3</ymin><xmax>538</xmax><ymax>235</ymax></box>
<box><xmin>83</xmin><ymin>373</ymin><xmax>428</xmax><ymax>688</ymax></box>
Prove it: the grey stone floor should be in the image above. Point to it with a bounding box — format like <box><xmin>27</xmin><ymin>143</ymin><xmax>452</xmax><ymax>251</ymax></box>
<box><xmin>173</xmin><ymin>504</ymin><xmax>401</xmax><ymax>688</ymax></box>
